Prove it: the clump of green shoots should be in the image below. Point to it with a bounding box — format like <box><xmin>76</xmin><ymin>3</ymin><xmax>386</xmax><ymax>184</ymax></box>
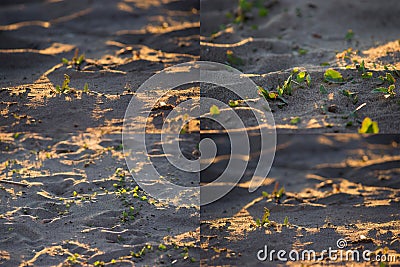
<box><xmin>230</xmin><ymin>0</ymin><xmax>269</xmax><ymax>24</ymax></box>
<box><xmin>258</xmin><ymin>68</ymin><xmax>311</xmax><ymax>107</ymax></box>
<box><xmin>55</xmin><ymin>74</ymin><xmax>71</xmax><ymax>94</ymax></box>
<box><xmin>262</xmin><ymin>182</ymin><xmax>285</xmax><ymax>203</ymax></box>
<box><xmin>372</xmin><ymin>72</ymin><xmax>396</xmax><ymax>98</ymax></box>
<box><xmin>255</xmin><ymin>207</ymin><xmax>272</xmax><ymax>227</ymax></box>
<box><xmin>356</xmin><ymin>60</ymin><xmax>373</xmax><ymax>79</ymax></box>
<box><xmin>62</xmin><ymin>48</ymin><xmax>85</xmax><ymax>70</ymax></box>
<box><xmin>131</xmin><ymin>244</ymin><xmax>153</xmax><ymax>258</ymax></box>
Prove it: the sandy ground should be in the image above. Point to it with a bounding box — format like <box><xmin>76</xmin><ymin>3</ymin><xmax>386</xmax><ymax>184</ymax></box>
<box><xmin>201</xmin><ymin>134</ymin><xmax>400</xmax><ymax>266</ymax></box>
<box><xmin>0</xmin><ymin>0</ymin><xmax>400</xmax><ymax>266</ymax></box>
<box><xmin>201</xmin><ymin>0</ymin><xmax>400</xmax><ymax>133</ymax></box>
<box><xmin>0</xmin><ymin>0</ymin><xmax>200</xmax><ymax>266</ymax></box>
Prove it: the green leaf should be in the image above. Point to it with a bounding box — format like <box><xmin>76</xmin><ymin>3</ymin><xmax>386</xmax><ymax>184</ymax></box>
<box><xmin>277</xmin><ymin>86</ymin><xmax>283</xmax><ymax>96</ymax></box>
<box><xmin>298</xmin><ymin>48</ymin><xmax>308</xmax><ymax>55</ymax></box>
<box><xmin>226</xmin><ymin>50</ymin><xmax>244</xmax><ymax>66</ymax></box>
<box><xmin>361</xmin><ymin>72</ymin><xmax>373</xmax><ymax>79</ymax></box>
<box><xmin>319</xmin><ymin>84</ymin><xmax>328</xmax><ymax>94</ymax></box>
<box><xmin>261</xmin><ymin>208</ymin><xmax>270</xmax><ymax>225</ymax></box>
<box><xmin>359</xmin><ymin>117</ymin><xmax>379</xmax><ymax>134</ymax></box>
<box><xmin>283</xmin><ymin>216</ymin><xmax>289</xmax><ymax>226</ymax></box>
<box><xmin>345</xmin><ymin>29</ymin><xmax>354</xmax><ymax>40</ymax></box>
<box><xmin>296</xmin><ymin>71</ymin><xmax>306</xmax><ymax>83</ymax></box>
<box><xmin>388</xmin><ymin>84</ymin><xmax>395</xmax><ymax>94</ymax></box>
<box><xmin>76</xmin><ymin>54</ymin><xmax>85</xmax><ymax>66</ymax></box>
<box><xmin>290</xmin><ymin>117</ymin><xmax>301</xmax><ymax>125</ymax></box>
<box><xmin>262</xmin><ymin>191</ymin><xmax>269</xmax><ymax>198</ymax></box>
<box><xmin>324</xmin><ymin>69</ymin><xmax>344</xmax><ymax>83</ymax></box>
<box><xmin>239</xmin><ymin>0</ymin><xmax>252</xmax><ymax>12</ymax></box>
<box><xmin>158</xmin><ymin>244</ymin><xmax>167</xmax><ymax>250</ymax></box>
<box><xmin>210</xmin><ymin>105</ymin><xmax>220</xmax><ymax>115</ymax></box>
<box><xmin>61</xmin><ymin>58</ymin><xmax>69</xmax><ymax>64</ymax></box>
<box><xmin>228</xmin><ymin>100</ymin><xmax>239</xmax><ymax>107</ymax></box>
<box><xmin>386</xmin><ymin>73</ymin><xmax>396</xmax><ymax>84</ymax></box>
<box><xmin>258</xmin><ymin>7</ymin><xmax>268</xmax><ymax>17</ymax></box>
<box><xmin>83</xmin><ymin>83</ymin><xmax>89</xmax><ymax>93</ymax></box>
<box><xmin>372</xmin><ymin>87</ymin><xmax>388</xmax><ymax>94</ymax></box>
<box><xmin>306</xmin><ymin>74</ymin><xmax>311</xmax><ymax>86</ymax></box>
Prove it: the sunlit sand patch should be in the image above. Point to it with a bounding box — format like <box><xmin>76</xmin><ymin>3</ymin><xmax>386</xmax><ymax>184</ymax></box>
<box><xmin>336</xmin><ymin>40</ymin><xmax>400</xmax><ymax>70</ymax></box>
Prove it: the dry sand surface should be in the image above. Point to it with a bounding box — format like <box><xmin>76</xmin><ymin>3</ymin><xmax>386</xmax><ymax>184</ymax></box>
<box><xmin>201</xmin><ymin>0</ymin><xmax>400</xmax><ymax>133</ymax></box>
<box><xmin>0</xmin><ymin>0</ymin><xmax>399</xmax><ymax>266</ymax></box>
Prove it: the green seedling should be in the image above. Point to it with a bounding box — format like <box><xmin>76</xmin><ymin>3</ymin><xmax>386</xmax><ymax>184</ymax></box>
<box><xmin>319</xmin><ymin>84</ymin><xmax>328</xmax><ymax>94</ymax></box>
<box><xmin>210</xmin><ymin>105</ymin><xmax>220</xmax><ymax>116</ymax></box>
<box><xmin>83</xmin><ymin>83</ymin><xmax>89</xmax><ymax>93</ymax></box>
<box><xmin>262</xmin><ymin>182</ymin><xmax>285</xmax><ymax>203</ymax></box>
<box><xmin>298</xmin><ymin>48</ymin><xmax>308</xmax><ymax>55</ymax></box>
<box><xmin>258</xmin><ymin>7</ymin><xmax>268</xmax><ymax>17</ymax></box>
<box><xmin>258</xmin><ymin>86</ymin><xmax>288</xmax><ymax>106</ymax></box>
<box><xmin>356</xmin><ymin>61</ymin><xmax>373</xmax><ymax>79</ymax></box>
<box><xmin>290</xmin><ymin>117</ymin><xmax>300</xmax><ymax>125</ymax></box>
<box><xmin>283</xmin><ymin>216</ymin><xmax>289</xmax><ymax>226</ymax></box>
<box><xmin>62</xmin><ymin>48</ymin><xmax>85</xmax><ymax>70</ymax></box>
<box><xmin>256</xmin><ymin>207</ymin><xmax>271</xmax><ymax>227</ymax></box>
<box><xmin>158</xmin><ymin>244</ymin><xmax>167</xmax><ymax>250</ymax></box>
<box><xmin>359</xmin><ymin>117</ymin><xmax>379</xmax><ymax>134</ymax></box>
<box><xmin>266</xmin><ymin>68</ymin><xmax>311</xmax><ymax>102</ymax></box>
<box><xmin>345</xmin><ymin>29</ymin><xmax>354</xmax><ymax>41</ymax></box>
<box><xmin>324</xmin><ymin>69</ymin><xmax>344</xmax><ymax>83</ymax></box>
<box><xmin>228</xmin><ymin>99</ymin><xmax>245</xmax><ymax>107</ymax></box>
<box><xmin>372</xmin><ymin>84</ymin><xmax>396</xmax><ymax>98</ymax></box>
<box><xmin>341</xmin><ymin>89</ymin><xmax>359</xmax><ymax>104</ymax></box>
<box><xmin>226</xmin><ymin>50</ymin><xmax>244</xmax><ymax>66</ymax></box>
<box><xmin>131</xmin><ymin>244</ymin><xmax>152</xmax><ymax>258</ymax></box>
<box><xmin>55</xmin><ymin>74</ymin><xmax>71</xmax><ymax>94</ymax></box>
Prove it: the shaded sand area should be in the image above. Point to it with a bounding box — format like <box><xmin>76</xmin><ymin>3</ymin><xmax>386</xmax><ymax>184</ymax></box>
<box><xmin>0</xmin><ymin>0</ymin><xmax>201</xmax><ymax>266</ymax></box>
<box><xmin>201</xmin><ymin>0</ymin><xmax>400</xmax><ymax>133</ymax></box>
<box><xmin>1</xmin><ymin>0</ymin><xmax>400</xmax><ymax>266</ymax></box>
<box><xmin>201</xmin><ymin>134</ymin><xmax>400</xmax><ymax>266</ymax></box>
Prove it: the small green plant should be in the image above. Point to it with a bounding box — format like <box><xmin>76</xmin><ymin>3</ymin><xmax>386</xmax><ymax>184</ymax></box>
<box><xmin>298</xmin><ymin>48</ymin><xmax>308</xmax><ymax>55</ymax></box>
<box><xmin>210</xmin><ymin>105</ymin><xmax>220</xmax><ymax>116</ymax></box>
<box><xmin>131</xmin><ymin>244</ymin><xmax>152</xmax><ymax>258</ymax></box>
<box><xmin>372</xmin><ymin>84</ymin><xmax>396</xmax><ymax>98</ymax></box>
<box><xmin>283</xmin><ymin>216</ymin><xmax>289</xmax><ymax>226</ymax></box>
<box><xmin>62</xmin><ymin>48</ymin><xmax>85</xmax><ymax>70</ymax></box>
<box><xmin>341</xmin><ymin>89</ymin><xmax>358</xmax><ymax>104</ymax></box>
<box><xmin>255</xmin><ymin>207</ymin><xmax>271</xmax><ymax>227</ymax></box>
<box><xmin>356</xmin><ymin>60</ymin><xmax>373</xmax><ymax>79</ymax></box>
<box><xmin>359</xmin><ymin>117</ymin><xmax>379</xmax><ymax>134</ymax></box>
<box><xmin>94</xmin><ymin>261</ymin><xmax>105</xmax><ymax>267</ymax></box>
<box><xmin>319</xmin><ymin>84</ymin><xmax>328</xmax><ymax>94</ymax></box>
<box><xmin>262</xmin><ymin>182</ymin><xmax>285</xmax><ymax>203</ymax></box>
<box><xmin>228</xmin><ymin>99</ymin><xmax>245</xmax><ymax>107</ymax></box>
<box><xmin>324</xmin><ymin>69</ymin><xmax>344</xmax><ymax>83</ymax></box>
<box><xmin>258</xmin><ymin>7</ymin><xmax>268</xmax><ymax>17</ymax></box>
<box><xmin>158</xmin><ymin>244</ymin><xmax>167</xmax><ymax>250</ymax></box>
<box><xmin>226</xmin><ymin>50</ymin><xmax>244</xmax><ymax>66</ymax></box>
<box><xmin>290</xmin><ymin>117</ymin><xmax>300</xmax><ymax>125</ymax></box>
<box><xmin>55</xmin><ymin>74</ymin><xmax>71</xmax><ymax>94</ymax></box>
<box><xmin>83</xmin><ymin>83</ymin><xmax>89</xmax><ymax>93</ymax></box>
<box><xmin>258</xmin><ymin>68</ymin><xmax>311</xmax><ymax>107</ymax></box>
<box><xmin>345</xmin><ymin>29</ymin><xmax>354</xmax><ymax>41</ymax></box>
